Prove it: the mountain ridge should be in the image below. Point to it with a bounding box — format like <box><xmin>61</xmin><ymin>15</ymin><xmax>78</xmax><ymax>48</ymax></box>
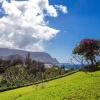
<box><xmin>0</xmin><ymin>48</ymin><xmax>59</xmax><ymax>64</ymax></box>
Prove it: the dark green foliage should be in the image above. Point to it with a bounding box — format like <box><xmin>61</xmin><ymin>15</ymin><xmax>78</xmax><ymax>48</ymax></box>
<box><xmin>25</xmin><ymin>52</ymin><xmax>32</xmax><ymax>68</ymax></box>
<box><xmin>2</xmin><ymin>65</ymin><xmax>33</xmax><ymax>86</ymax></box>
<box><xmin>0</xmin><ymin>59</ymin><xmax>11</xmax><ymax>73</ymax></box>
<box><xmin>0</xmin><ymin>53</ymin><xmax>68</xmax><ymax>91</ymax></box>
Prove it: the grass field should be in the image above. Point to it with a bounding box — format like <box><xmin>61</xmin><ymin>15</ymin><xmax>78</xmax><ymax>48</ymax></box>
<box><xmin>0</xmin><ymin>70</ymin><xmax>100</xmax><ymax>100</ymax></box>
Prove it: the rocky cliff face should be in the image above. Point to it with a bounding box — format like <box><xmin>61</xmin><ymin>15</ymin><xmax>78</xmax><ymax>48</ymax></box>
<box><xmin>0</xmin><ymin>48</ymin><xmax>59</xmax><ymax>64</ymax></box>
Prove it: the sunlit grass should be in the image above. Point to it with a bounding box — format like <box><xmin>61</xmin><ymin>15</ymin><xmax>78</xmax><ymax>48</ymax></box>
<box><xmin>0</xmin><ymin>70</ymin><xmax>100</xmax><ymax>100</ymax></box>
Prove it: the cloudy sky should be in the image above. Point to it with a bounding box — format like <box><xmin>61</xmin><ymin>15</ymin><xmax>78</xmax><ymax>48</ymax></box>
<box><xmin>0</xmin><ymin>0</ymin><xmax>100</xmax><ymax>63</ymax></box>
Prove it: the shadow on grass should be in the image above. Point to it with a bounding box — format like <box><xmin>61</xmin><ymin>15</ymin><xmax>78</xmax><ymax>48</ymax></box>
<box><xmin>80</xmin><ymin>65</ymin><xmax>100</xmax><ymax>72</ymax></box>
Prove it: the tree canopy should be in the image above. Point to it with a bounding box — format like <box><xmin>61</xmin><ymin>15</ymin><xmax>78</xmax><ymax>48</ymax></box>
<box><xmin>73</xmin><ymin>38</ymin><xmax>100</xmax><ymax>66</ymax></box>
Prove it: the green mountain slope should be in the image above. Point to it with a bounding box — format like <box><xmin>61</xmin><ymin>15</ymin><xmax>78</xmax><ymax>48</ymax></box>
<box><xmin>0</xmin><ymin>70</ymin><xmax>100</xmax><ymax>100</ymax></box>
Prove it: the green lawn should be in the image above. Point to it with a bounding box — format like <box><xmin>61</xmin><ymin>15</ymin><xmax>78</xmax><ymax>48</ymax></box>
<box><xmin>0</xmin><ymin>70</ymin><xmax>100</xmax><ymax>100</ymax></box>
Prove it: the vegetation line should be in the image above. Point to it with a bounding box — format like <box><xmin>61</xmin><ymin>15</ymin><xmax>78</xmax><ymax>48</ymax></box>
<box><xmin>0</xmin><ymin>70</ymin><xmax>79</xmax><ymax>92</ymax></box>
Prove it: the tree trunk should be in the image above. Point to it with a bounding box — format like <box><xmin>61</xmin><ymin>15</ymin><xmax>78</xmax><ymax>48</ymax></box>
<box><xmin>94</xmin><ymin>58</ymin><xmax>97</xmax><ymax>65</ymax></box>
<box><xmin>90</xmin><ymin>58</ymin><xmax>94</xmax><ymax>66</ymax></box>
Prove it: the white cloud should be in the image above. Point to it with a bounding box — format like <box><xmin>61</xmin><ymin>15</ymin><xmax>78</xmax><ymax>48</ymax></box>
<box><xmin>0</xmin><ymin>0</ymin><xmax>3</xmax><ymax>3</ymax></box>
<box><xmin>55</xmin><ymin>5</ymin><xmax>68</xmax><ymax>13</ymax></box>
<box><xmin>0</xmin><ymin>0</ymin><xmax>68</xmax><ymax>51</ymax></box>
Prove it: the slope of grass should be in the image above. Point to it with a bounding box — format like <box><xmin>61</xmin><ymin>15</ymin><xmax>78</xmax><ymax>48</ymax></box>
<box><xmin>0</xmin><ymin>70</ymin><xmax>100</xmax><ymax>100</ymax></box>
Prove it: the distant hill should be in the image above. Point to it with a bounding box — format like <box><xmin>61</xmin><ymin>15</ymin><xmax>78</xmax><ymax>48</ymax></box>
<box><xmin>0</xmin><ymin>48</ymin><xmax>59</xmax><ymax>64</ymax></box>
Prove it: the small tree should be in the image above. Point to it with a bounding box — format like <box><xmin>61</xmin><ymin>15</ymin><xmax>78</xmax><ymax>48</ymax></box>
<box><xmin>25</xmin><ymin>52</ymin><xmax>32</xmax><ymax>68</ymax></box>
<box><xmin>73</xmin><ymin>38</ymin><xmax>100</xmax><ymax>66</ymax></box>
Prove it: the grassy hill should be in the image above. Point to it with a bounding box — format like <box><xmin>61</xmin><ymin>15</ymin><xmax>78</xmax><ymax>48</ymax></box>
<box><xmin>0</xmin><ymin>70</ymin><xmax>100</xmax><ymax>100</ymax></box>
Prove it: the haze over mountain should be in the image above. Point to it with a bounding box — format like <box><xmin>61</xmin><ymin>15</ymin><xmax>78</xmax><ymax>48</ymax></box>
<box><xmin>0</xmin><ymin>48</ymin><xmax>59</xmax><ymax>64</ymax></box>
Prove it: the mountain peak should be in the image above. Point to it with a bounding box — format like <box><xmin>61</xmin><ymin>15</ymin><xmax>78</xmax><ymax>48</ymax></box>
<box><xmin>0</xmin><ymin>48</ymin><xmax>59</xmax><ymax>64</ymax></box>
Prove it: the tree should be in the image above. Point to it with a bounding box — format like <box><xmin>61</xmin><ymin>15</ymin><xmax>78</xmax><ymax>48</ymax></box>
<box><xmin>0</xmin><ymin>59</ymin><xmax>12</xmax><ymax>73</ymax></box>
<box><xmin>3</xmin><ymin>65</ymin><xmax>33</xmax><ymax>86</ymax></box>
<box><xmin>25</xmin><ymin>52</ymin><xmax>32</xmax><ymax>68</ymax></box>
<box><xmin>11</xmin><ymin>58</ymin><xmax>23</xmax><ymax>66</ymax></box>
<box><xmin>72</xmin><ymin>55</ymin><xmax>85</xmax><ymax>66</ymax></box>
<box><xmin>73</xmin><ymin>38</ymin><xmax>100</xmax><ymax>66</ymax></box>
